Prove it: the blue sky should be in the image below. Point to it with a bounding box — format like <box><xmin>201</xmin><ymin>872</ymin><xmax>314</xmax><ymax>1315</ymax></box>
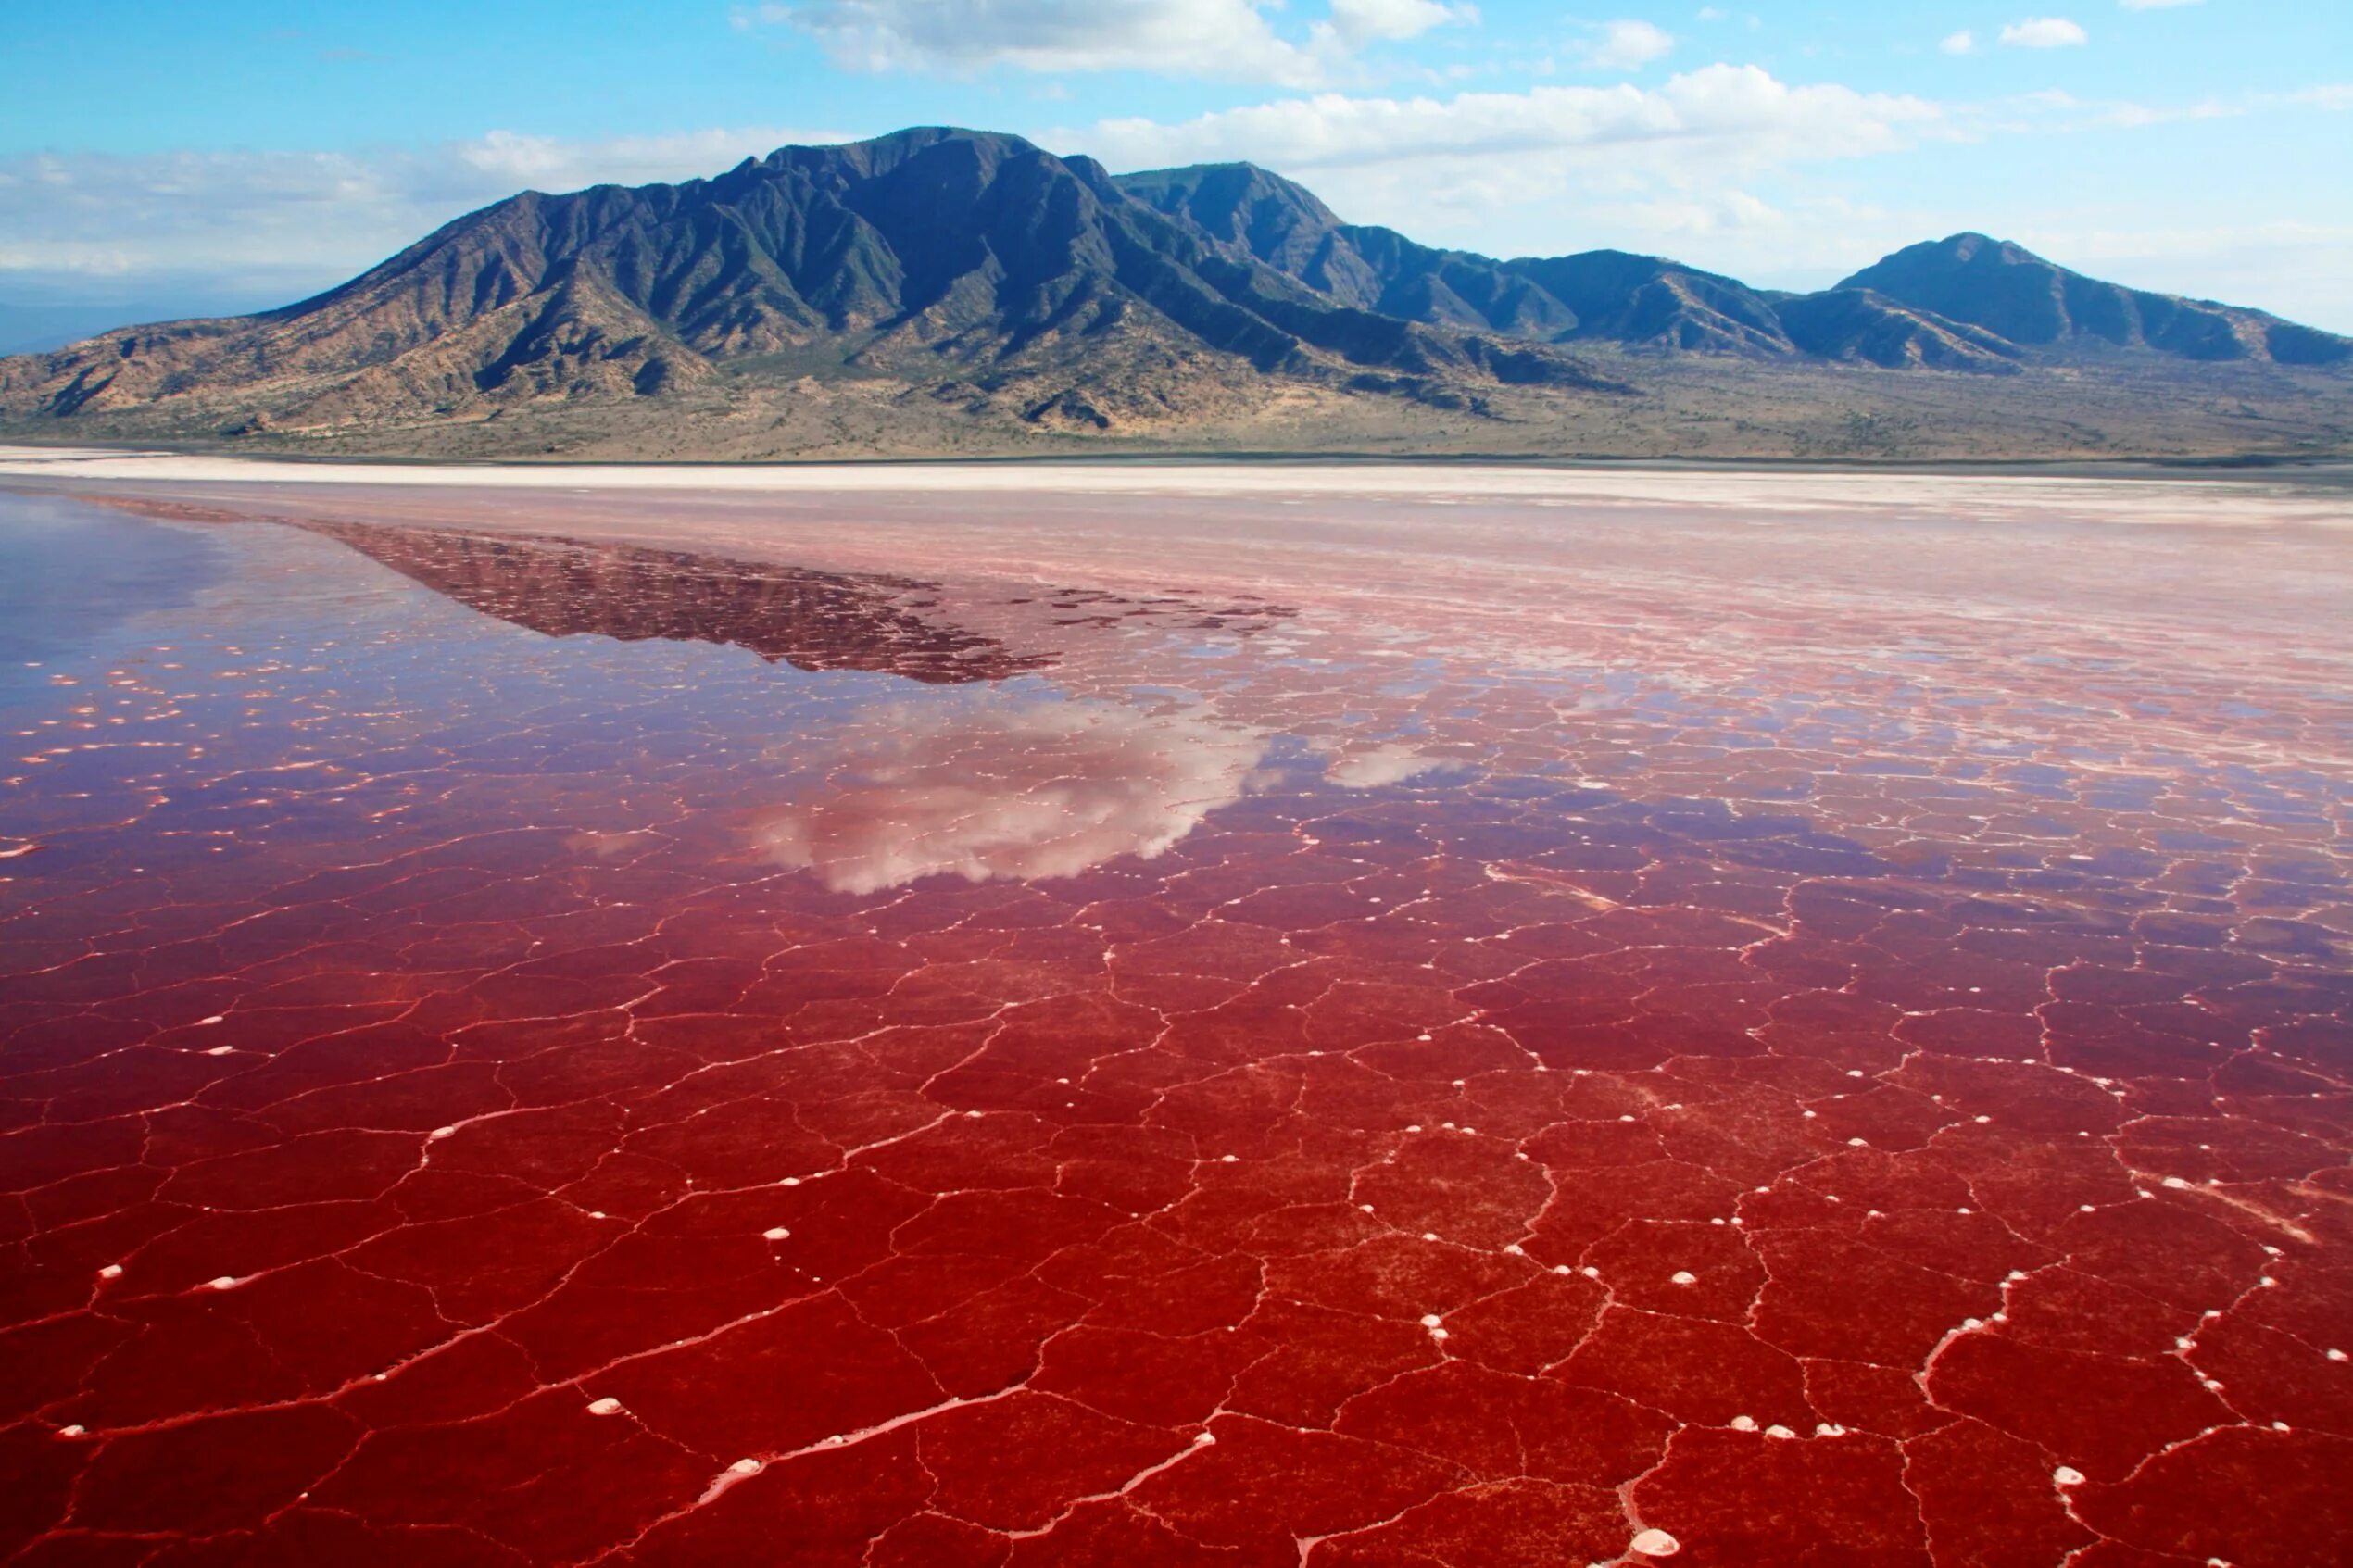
<box><xmin>4</xmin><ymin>0</ymin><xmax>2348</xmax><ymax>328</ymax></box>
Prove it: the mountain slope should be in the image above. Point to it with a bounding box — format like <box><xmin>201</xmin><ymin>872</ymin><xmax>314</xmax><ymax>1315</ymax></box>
<box><xmin>1115</xmin><ymin>164</ymin><xmax>1793</xmax><ymax>354</ymax></box>
<box><xmin>1839</xmin><ymin>233</ymin><xmax>2351</xmax><ymax>367</ymax></box>
<box><xmin>0</xmin><ymin>129</ymin><xmax>1620</xmax><ymax>439</ymax></box>
<box><xmin>1505</xmin><ymin>251</ymin><xmax>1793</xmax><ymax>355</ymax></box>
<box><xmin>1773</xmin><ymin>288</ymin><xmax>2025</xmax><ymax>372</ymax></box>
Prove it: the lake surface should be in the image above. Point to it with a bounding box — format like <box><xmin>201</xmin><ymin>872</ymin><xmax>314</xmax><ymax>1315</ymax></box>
<box><xmin>0</xmin><ymin>460</ymin><xmax>2347</xmax><ymax>1566</ymax></box>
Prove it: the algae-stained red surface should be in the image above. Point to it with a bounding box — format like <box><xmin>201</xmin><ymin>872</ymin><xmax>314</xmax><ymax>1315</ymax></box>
<box><xmin>1</xmin><ymin>465</ymin><xmax>2348</xmax><ymax>1567</ymax></box>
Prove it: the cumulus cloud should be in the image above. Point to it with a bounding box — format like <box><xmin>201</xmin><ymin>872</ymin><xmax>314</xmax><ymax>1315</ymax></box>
<box><xmin>751</xmin><ymin>696</ymin><xmax>1267</xmax><ymax>893</ymax></box>
<box><xmin>0</xmin><ymin>127</ymin><xmax>846</xmax><ymax>307</ymax></box>
<box><xmin>1940</xmin><ymin>30</ymin><xmax>1975</xmax><ymax>54</ymax></box>
<box><xmin>1999</xmin><ymin>17</ymin><xmax>2088</xmax><ymax>46</ymax></box>
<box><xmin>1576</xmin><ymin>19</ymin><xmax>1676</xmax><ymax>70</ymax></box>
<box><xmin>748</xmin><ymin>0</ymin><xmax>1469</xmax><ymax>86</ymax></box>
<box><xmin>1086</xmin><ymin>65</ymin><xmax>1941</xmax><ymax>185</ymax></box>
<box><xmin>1327</xmin><ymin>0</ymin><xmax>1471</xmax><ymax>46</ymax></box>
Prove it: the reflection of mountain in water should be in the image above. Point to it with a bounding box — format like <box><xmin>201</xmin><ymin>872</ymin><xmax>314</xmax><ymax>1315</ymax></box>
<box><xmin>298</xmin><ymin>521</ymin><xmax>1053</xmax><ymax>684</ymax></box>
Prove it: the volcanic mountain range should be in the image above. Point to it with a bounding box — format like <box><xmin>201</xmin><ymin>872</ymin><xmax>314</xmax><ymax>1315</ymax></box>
<box><xmin>3</xmin><ymin>126</ymin><xmax>2347</xmax><ymax>460</ymax></box>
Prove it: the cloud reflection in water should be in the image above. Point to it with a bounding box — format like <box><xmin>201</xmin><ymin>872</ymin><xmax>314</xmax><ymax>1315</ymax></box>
<box><xmin>753</xmin><ymin>695</ymin><xmax>1270</xmax><ymax>893</ymax></box>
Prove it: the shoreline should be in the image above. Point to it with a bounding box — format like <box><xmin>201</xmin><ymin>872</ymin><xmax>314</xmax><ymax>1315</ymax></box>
<box><xmin>3</xmin><ymin>438</ymin><xmax>2350</xmax><ymax>484</ymax></box>
<box><xmin>6</xmin><ymin>445</ymin><xmax>2351</xmax><ymax>534</ymax></box>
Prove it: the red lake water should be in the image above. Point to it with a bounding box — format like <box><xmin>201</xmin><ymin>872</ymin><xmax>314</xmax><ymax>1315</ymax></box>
<box><xmin>0</xmin><ymin>462</ymin><xmax>2347</xmax><ymax>1566</ymax></box>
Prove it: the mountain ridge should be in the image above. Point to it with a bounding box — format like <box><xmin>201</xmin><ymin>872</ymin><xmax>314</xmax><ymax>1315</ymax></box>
<box><xmin>3</xmin><ymin>125</ymin><xmax>2347</xmax><ymax>461</ymax></box>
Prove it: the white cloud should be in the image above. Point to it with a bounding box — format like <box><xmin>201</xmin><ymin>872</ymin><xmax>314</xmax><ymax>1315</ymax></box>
<box><xmin>753</xmin><ymin>0</ymin><xmax>1469</xmax><ymax>87</ymax></box>
<box><xmin>1593</xmin><ymin>186</ymin><xmax>1787</xmax><ymax>238</ymax></box>
<box><xmin>1940</xmin><ymin>30</ymin><xmax>1976</xmax><ymax>54</ymax></box>
<box><xmin>1999</xmin><ymin>17</ymin><xmax>2088</xmax><ymax>46</ymax></box>
<box><xmin>1088</xmin><ymin>65</ymin><xmax>1940</xmax><ymax>180</ymax></box>
<box><xmin>751</xmin><ymin>697</ymin><xmax>1267</xmax><ymax>892</ymax></box>
<box><xmin>1327</xmin><ymin>0</ymin><xmax>1470</xmax><ymax>47</ymax></box>
<box><xmin>1577</xmin><ymin>19</ymin><xmax>1676</xmax><ymax>71</ymax></box>
<box><xmin>451</xmin><ymin>128</ymin><xmax>840</xmax><ymax>190</ymax></box>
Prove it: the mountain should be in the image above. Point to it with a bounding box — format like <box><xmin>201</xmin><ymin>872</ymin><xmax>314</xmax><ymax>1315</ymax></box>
<box><xmin>1839</xmin><ymin>233</ymin><xmax>2351</xmax><ymax>368</ymax></box>
<box><xmin>0</xmin><ymin>129</ymin><xmax>1617</xmax><ymax>442</ymax></box>
<box><xmin>1</xmin><ymin>129</ymin><xmax>2347</xmax><ymax>460</ymax></box>
<box><xmin>1113</xmin><ymin>162</ymin><xmax>2349</xmax><ymax>376</ymax></box>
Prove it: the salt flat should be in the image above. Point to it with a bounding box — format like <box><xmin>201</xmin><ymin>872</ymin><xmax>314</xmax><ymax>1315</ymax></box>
<box><xmin>1</xmin><ymin>454</ymin><xmax>2347</xmax><ymax>1566</ymax></box>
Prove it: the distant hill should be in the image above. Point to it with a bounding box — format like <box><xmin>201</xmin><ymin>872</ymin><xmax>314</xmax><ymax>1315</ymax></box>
<box><xmin>3</xmin><ymin>127</ymin><xmax>2347</xmax><ymax>461</ymax></box>
<box><xmin>1838</xmin><ymin>233</ymin><xmax>2349</xmax><ymax>367</ymax></box>
<box><xmin>1114</xmin><ymin>161</ymin><xmax>2347</xmax><ymax>375</ymax></box>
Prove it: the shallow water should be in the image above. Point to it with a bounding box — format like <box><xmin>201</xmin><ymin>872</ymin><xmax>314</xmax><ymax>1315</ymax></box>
<box><xmin>0</xmin><ymin>477</ymin><xmax>2347</xmax><ymax>1566</ymax></box>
